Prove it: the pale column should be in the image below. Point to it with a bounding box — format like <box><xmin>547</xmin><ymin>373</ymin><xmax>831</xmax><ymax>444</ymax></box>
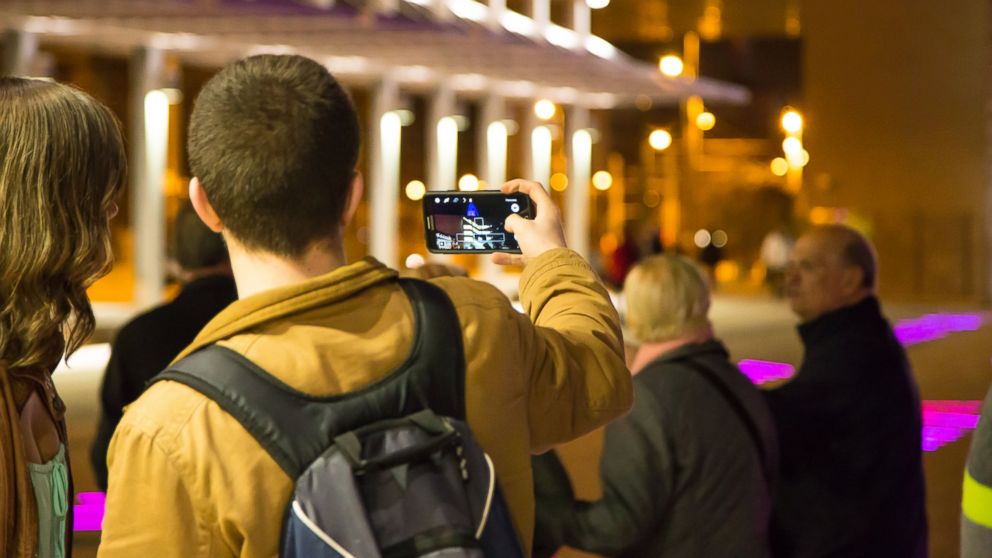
<box><xmin>1</xmin><ymin>29</ymin><xmax>37</xmax><ymax>76</ymax></box>
<box><xmin>571</xmin><ymin>0</ymin><xmax>590</xmax><ymax>40</ymax></box>
<box><xmin>529</xmin><ymin>0</ymin><xmax>551</xmax><ymax>34</ymax></box>
<box><xmin>427</xmin><ymin>84</ymin><xmax>457</xmax><ymax>191</ymax></box>
<box><xmin>567</xmin><ymin>106</ymin><xmax>591</xmax><ymax>258</ymax></box>
<box><xmin>129</xmin><ymin>47</ymin><xmax>168</xmax><ymax>307</ymax></box>
<box><xmin>478</xmin><ymin>95</ymin><xmax>506</xmax><ymax>282</ymax></box>
<box><xmin>478</xmin><ymin>95</ymin><xmax>506</xmax><ymax>189</ymax></box>
<box><xmin>368</xmin><ymin>76</ymin><xmax>401</xmax><ymax>268</ymax></box>
<box><xmin>521</xmin><ymin>105</ymin><xmax>539</xmax><ymax>183</ymax></box>
<box><xmin>487</xmin><ymin>0</ymin><xmax>506</xmax><ymax>31</ymax></box>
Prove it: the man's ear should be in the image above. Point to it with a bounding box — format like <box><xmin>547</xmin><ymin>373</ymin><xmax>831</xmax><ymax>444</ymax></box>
<box><xmin>842</xmin><ymin>265</ymin><xmax>866</xmax><ymax>296</ymax></box>
<box><xmin>341</xmin><ymin>173</ymin><xmax>364</xmax><ymax>228</ymax></box>
<box><xmin>189</xmin><ymin>177</ymin><xmax>224</xmax><ymax>233</ymax></box>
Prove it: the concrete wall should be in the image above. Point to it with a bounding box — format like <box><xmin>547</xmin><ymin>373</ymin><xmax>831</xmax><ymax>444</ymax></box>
<box><xmin>802</xmin><ymin>1</ymin><xmax>990</xmax><ymax>303</ymax></box>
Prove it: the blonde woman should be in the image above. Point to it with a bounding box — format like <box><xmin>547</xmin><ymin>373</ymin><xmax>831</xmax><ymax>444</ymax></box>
<box><xmin>0</xmin><ymin>77</ymin><xmax>125</xmax><ymax>557</ymax></box>
<box><xmin>535</xmin><ymin>255</ymin><xmax>778</xmax><ymax>557</ymax></box>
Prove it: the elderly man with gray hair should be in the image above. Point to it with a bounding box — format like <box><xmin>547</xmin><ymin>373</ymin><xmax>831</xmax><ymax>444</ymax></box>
<box><xmin>766</xmin><ymin>224</ymin><xmax>927</xmax><ymax>557</ymax></box>
<box><xmin>533</xmin><ymin>254</ymin><xmax>778</xmax><ymax>557</ymax></box>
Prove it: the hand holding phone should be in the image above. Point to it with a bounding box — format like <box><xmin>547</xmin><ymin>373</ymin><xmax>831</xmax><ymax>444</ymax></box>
<box><xmin>491</xmin><ymin>179</ymin><xmax>567</xmax><ymax>267</ymax></box>
<box><xmin>423</xmin><ymin>190</ymin><xmax>535</xmax><ymax>254</ymax></box>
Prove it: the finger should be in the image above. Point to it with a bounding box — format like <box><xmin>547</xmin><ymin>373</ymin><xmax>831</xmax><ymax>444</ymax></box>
<box><xmin>491</xmin><ymin>252</ymin><xmax>526</xmax><ymax>266</ymax></box>
<box><xmin>504</xmin><ymin>213</ymin><xmax>524</xmax><ymax>233</ymax></box>
<box><xmin>502</xmin><ymin>179</ymin><xmax>554</xmax><ymax>220</ymax></box>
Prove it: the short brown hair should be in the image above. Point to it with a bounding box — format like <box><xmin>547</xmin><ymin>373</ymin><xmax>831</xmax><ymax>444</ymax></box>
<box><xmin>0</xmin><ymin>78</ymin><xmax>126</xmax><ymax>368</ymax></box>
<box><xmin>188</xmin><ymin>54</ymin><xmax>360</xmax><ymax>257</ymax></box>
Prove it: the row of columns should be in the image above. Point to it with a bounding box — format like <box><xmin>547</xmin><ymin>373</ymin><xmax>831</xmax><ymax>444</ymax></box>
<box><xmin>3</xmin><ymin>32</ymin><xmax>596</xmax><ymax>307</ymax></box>
<box><xmin>366</xmin><ymin>76</ymin><xmax>596</xmax><ymax>272</ymax></box>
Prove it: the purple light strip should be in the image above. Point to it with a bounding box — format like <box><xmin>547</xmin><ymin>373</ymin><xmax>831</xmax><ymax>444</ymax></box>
<box><xmin>920</xmin><ymin>400</ymin><xmax>983</xmax><ymax>452</ymax></box>
<box><xmin>73</xmin><ymin>491</ymin><xmax>105</xmax><ymax>531</ymax></box>
<box><xmin>738</xmin><ymin>359</ymin><xmax>796</xmax><ymax>385</ymax></box>
<box><xmin>893</xmin><ymin>313</ymin><xmax>983</xmax><ymax>346</ymax></box>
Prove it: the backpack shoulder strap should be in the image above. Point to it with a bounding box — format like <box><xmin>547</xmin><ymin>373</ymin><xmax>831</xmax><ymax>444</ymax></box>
<box><xmin>678</xmin><ymin>358</ymin><xmax>772</xmax><ymax>485</ymax></box>
<box><xmin>150</xmin><ymin>277</ymin><xmax>465</xmax><ymax>477</ymax></box>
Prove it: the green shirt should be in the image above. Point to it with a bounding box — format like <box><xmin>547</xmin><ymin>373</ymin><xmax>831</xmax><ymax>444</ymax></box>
<box><xmin>28</xmin><ymin>442</ymin><xmax>68</xmax><ymax>558</ymax></box>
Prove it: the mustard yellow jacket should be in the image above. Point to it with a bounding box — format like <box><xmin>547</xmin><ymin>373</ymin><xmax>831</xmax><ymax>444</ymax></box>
<box><xmin>98</xmin><ymin>248</ymin><xmax>631</xmax><ymax>557</ymax></box>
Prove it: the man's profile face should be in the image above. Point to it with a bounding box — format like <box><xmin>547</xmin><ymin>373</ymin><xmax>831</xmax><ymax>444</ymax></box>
<box><xmin>784</xmin><ymin>233</ymin><xmax>857</xmax><ymax>322</ymax></box>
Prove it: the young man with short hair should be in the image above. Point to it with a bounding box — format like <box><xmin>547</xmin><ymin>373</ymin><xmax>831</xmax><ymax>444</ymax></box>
<box><xmin>98</xmin><ymin>54</ymin><xmax>631</xmax><ymax>557</ymax></box>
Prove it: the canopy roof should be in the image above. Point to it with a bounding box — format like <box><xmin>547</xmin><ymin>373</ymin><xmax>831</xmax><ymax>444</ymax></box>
<box><xmin>1</xmin><ymin>0</ymin><xmax>750</xmax><ymax>107</ymax></box>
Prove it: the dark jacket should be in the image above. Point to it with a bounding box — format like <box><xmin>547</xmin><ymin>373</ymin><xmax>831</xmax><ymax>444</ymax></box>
<box><xmin>765</xmin><ymin>296</ymin><xmax>928</xmax><ymax>557</ymax></box>
<box><xmin>535</xmin><ymin>339</ymin><xmax>778</xmax><ymax>557</ymax></box>
<box><xmin>90</xmin><ymin>274</ymin><xmax>237</xmax><ymax>490</ymax></box>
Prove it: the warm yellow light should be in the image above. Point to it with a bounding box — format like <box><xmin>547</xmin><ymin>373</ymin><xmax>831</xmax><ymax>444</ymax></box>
<box><xmin>770</xmin><ymin>157</ymin><xmax>789</xmax><ymax>177</ymax></box>
<box><xmin>585</xmin><ymin>0</ymin><xmax>610</xmax><ymax>9</ymax></box>
<box><xmin>798</xmin><ymin>149</ymin><xmax>810</xmax><ymax>167</ymax></box>
<box><xmin>782</xmin><ymin>137</ymin><xmax>802</xmax><ymax>155</ymax></box>
<box><xmin>599</xmin><ymin>232</ymin><xmax>619</xmax><ymax>255</ymax></box>
<box><xmin>659</xmin><ymin>55</ymin><xmax>684</xmax><ymax>77</ymax></box>
<box><xmin>405</xmin><ymin>180</ymin><xmax>426</xmax><ymax>200</ymax></box>
<box><xmin>404</xmin><ymin>253</ymin><xmax>426</xmax><ymax>269</ymax></box>
<box><xmin>534</xmin><ymin>99</ymin><xmax>556</xmax><ymax>120</ymax></box>
<box><xmin>550</xmin><ymin>172</ymin><xmax>569</xmax><ymax>191</ymax></box>
<box><xmin>648</xmin><ymin>129</ymin><xmax>673</xmax><ymax>151</ymax></box>
<box><xmin>592</xmin><ymin>170</ymin><xmax>613</xmax><ymax>191</ymax></box>
<box><xmin>781</xmin><ymin>110</ymin><xmax>803</xmax><ymax>135</ymax></box>
<box><xmin>458</xmin><ymin>174</ymin><xmax>480</xmax><ymax>191</ymax></box>
<box><xmin>696</xmin><ymin>111</ymin><xmax>716</xmax><ymax>131</ymax></box>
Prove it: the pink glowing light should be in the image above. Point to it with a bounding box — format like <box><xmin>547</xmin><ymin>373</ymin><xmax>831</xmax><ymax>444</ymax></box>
<box><xmin>73</xmin><ymin>491</ymin><xmax>105</xmax><ymax>531</ymax></box>
<box><xmin>920</xmin><ymin>400</ymin><xmax>983</xmax><ymax>452</ymax></box>
<box><xmin>894</xmin><ymin>313</ymin><xmax>983</xmax><ymax>346</ymax></box>
<box><xmin>738</xmin><ymin>359</ymin><xmax>795</xmax><ymax>385</ymax></box>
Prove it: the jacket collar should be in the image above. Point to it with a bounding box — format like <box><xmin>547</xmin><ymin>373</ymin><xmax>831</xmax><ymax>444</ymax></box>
<box><xmin>177</xmin><ymin>257</ymin><xmax>398</xmax><ymax>360</ymax></box>
<box><xmin>645</xmin><ymin>338</ymin><xmax>730</xmax><ymax>367</ymax></box>
<box><xmin>797</xmin><ymin>295</ymin><xmax>882</xmax><ymax>345</ymax></box>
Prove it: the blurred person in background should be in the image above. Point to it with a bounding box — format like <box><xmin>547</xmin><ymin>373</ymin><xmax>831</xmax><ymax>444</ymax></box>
<box><xmin>0</xmin><ymin>77</ymin><xmax>125</xmax><ymax>558</ymax></box>
<box><xmin>761</xmin><ymin>226</ymin><xmax>793</xmax><ymax>298</ymax></box>
<box><xmin>533</xmin><ymin>254</ymin><xmax>778</xmax><ymax>557</ymax></box>
<box><xmin>765</xmin><ymin>224</ymin><xmax>927</xmax><ymax>557</ymax></box>
<box><xmin>961</xmin><ymin>385</ymin><xmax>992</xmax><ymax>556</ymax></box>
<box><xmin>90</xmin><ymin>203</ymin><xmax>235</xmax><ymax>490</ymax></box>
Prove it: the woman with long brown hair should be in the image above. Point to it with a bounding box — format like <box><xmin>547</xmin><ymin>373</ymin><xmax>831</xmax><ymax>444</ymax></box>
<box><xmin>0</xmin><ymin>77</ymin><xmax>126</xmax><ymax>557</ymax></box>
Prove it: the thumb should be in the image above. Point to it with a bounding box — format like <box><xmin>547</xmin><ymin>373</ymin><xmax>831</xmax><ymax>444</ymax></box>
<box><xmin>504</xmin><ymin>214</ymin><xmax>524</xmax><ymax>234</ymax></box>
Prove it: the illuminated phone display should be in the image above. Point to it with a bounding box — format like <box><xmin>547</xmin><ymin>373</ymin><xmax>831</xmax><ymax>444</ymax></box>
<box><xmin>422</xmin><ymin>192</ymin><xmax>534</xmax><ymax>254</ymax></box>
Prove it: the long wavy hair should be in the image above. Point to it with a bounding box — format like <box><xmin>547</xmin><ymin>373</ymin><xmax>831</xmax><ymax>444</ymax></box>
<box><xmin>0</xmin><ymin>78</ymin><xmax>126</xmax><ymax>370</ymax></box>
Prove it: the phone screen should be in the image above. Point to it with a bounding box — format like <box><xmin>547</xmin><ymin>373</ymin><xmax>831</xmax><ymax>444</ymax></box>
<box><xmin>423</xmin><ymin>192</ymin><xmax>533</xmax><ymax>253</ymax></box>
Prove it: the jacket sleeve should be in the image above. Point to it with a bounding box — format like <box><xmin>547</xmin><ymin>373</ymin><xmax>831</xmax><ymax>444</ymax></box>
<box><xmin>97</xmin><ymin>423</ymin><xmax>213</xmax><ymax>558</ymax></box>
<box><xmin>553</xmin><ymin>384</ymin><xmax>672</xmax><ymax>555</ymax></box>
<box><xmin>516</xmin><ymin>248</ymin><xmax>632</xmax><ymax>450</ymax></box>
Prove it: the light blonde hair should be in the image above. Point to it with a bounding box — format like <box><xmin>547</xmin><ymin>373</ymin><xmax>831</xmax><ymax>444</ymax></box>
<box><xmin>0</xmin><ymin>78</ymin><xmax>126</xmax><ymax>369</ymax></box>
<box><xmin>623</xmin><ymin>254</ymin><xmax>711</xmax><ymax>343</ymax></box>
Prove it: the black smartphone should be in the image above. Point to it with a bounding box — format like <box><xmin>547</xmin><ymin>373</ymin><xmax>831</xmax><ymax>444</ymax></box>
<box><xmin>423</xmin><ymin>191</ymin><xmax>535</xmax><ymax>254</ymax></box>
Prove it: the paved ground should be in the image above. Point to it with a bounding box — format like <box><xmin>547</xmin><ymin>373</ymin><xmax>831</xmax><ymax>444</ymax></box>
<box><xmin>60</xmin><ymin>293</ymin><xmax>991</xmax><ymax>557</ymax></box>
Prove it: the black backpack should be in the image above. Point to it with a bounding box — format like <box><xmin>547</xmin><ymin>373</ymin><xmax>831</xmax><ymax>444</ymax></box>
<box><xmin>152</xmin><ymin>279</ymin><xmax>524</xmax><ymax>558</ymax></box>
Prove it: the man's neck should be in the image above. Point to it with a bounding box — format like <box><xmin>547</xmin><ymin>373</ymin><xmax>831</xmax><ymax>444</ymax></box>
<box><xmin>226</xmin><ymin>237</ymin><xmax>346</xmax><ymax>299</ymax></box>
<box><xmin>630</xmin><ymin>327</ymin><xmax>714</xmax><ymax>374</ymax></box>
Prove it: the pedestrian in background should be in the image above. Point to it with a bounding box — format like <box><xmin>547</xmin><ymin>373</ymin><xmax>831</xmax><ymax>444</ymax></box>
<box><xmin>90</xmin><ymin>203</ymin><xmax>235</xmax><ymax>490</ymax></box>
<box><xmin>765</xmin><ymin>224</ymin><xmax>928</xmax><ymax>557</ymax></box>
<box><xmin>534</xmin><ymin>254</ymin><xmax>777</xmax><ymax>557</ymax></box>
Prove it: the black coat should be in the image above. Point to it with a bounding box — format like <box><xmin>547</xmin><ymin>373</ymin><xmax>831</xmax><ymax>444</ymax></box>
<box><xmin>764</xmin><ymin>296</ymin><xmax>928</xmax><ymax>557</ymax></box>
<box><xmin>90</xmin><ymin>274</ymin><xmax>237</xmax><ymax>490</ymax></box>
<box><xmin>534</xmin><ymin>340</ymin><xmax>777</xmax><ymax>558</ymax></box>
